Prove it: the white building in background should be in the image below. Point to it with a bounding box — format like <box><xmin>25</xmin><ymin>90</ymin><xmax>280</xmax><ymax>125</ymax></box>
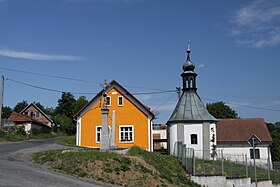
<box><xmin>152</xmin><ymin>124</ymin><xmax>167</xmax><ymax>149</ymax></box>
<box><xmin>216</xmin><ymin>118</ymin><xmax>272</xmax><ymax>168</ymax></box>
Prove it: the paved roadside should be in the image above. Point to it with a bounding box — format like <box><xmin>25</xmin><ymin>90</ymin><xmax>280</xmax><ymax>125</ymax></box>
<box><xmin>0</xmin><ymin>138</ymin><xmax>114</xmax><ymax>187</ymax></box>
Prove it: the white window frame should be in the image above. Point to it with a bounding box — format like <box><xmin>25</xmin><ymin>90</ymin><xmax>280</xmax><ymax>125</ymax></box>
<box><xmin>106</xmin><ymin>96</ymin><xmax>111</xmax><ymax>106</ymax></box>
<box><xmin>35</xmin><ymin>111</ymin><xmax>40</xmax><ymax>118</ymax></box>
<box><xmin>96</xmin><ymin>126</ymin><xmax>102</xmax><ymax>143</ymax></box>
<box><xmin>118</xmin><ymin>96</ymin><xmax>124</xmax><ymax>106</ymax></box>
<box><xmin>96</xmin><ymin>126</ymin><xmax>111</xmax><ymax>143</ymax></box>
<box><xmin>119</xmin><ymin>125</ymin><xmax>134</xmax><ymax>143</ymax></box>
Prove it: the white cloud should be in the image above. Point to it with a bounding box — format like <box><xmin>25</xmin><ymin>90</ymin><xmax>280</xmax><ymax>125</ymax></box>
<box><xmin>0</xmin><ymin>49</ymin><xmax>82</xmax><ymax>61</ymax></box>
<box><xmin>230</xmin><ymin>0</ymin><xmax>280</xmax><ymax>48</ymax></box>
<box><xmin>198</xmin><ymin>64</ymin><xmax>205</xmax><ymax>68</ymax></box>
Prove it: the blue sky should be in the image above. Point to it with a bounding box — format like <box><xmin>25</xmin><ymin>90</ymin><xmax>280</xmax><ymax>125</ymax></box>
<box><xmin>0</xmin><ymin>0</ymin><xmax>280</xmax><ymax>124</ymax></box>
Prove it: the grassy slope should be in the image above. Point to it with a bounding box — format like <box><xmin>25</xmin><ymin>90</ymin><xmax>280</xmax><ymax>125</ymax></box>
<box><xmin>33</xmin><ymin>147</ymin><xmax>199</xmax><ymax>187</ymax></box>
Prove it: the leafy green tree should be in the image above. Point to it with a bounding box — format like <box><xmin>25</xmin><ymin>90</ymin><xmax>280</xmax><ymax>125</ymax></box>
<box><xmin>206</xmin><ymin>102</ymin><xmax>238</xmax><ymax>119</ymax></box>
<box><xmin>271</xmin><ymin>132</ymin><xmax>280</xmax><ymax>161</ymax></box>
<box><xmin>1</xmin><ymin>105</ymin><xmax>12</xmax><ymax>118</ymax></box>
<box><xmin>73</xmin><ymin>96</ymin><xmax>88</xmax><ymax>115</ymax></box>
<box><xmin>13</xmin><ymin>100</ymin><xmax>28</xmax><ymax>113</ymax></box>
<box><xmin>54</xmin><ymin>92</ymin><xmax>76</xmax><ymax>135</ymax></box>
<box><xmin>55</xmin><ymin>92</ymin><xmax>76</xmax><ymax>117</ymax></box>
<box><xmin>54</xmin><ymin>114</ymin><xmax>75</xmax><ymax>135</ymax></box>
<box><xmin>266</xmin><ymin>122</ymin><xmax>280</xmax><ymax>161</ymax></box>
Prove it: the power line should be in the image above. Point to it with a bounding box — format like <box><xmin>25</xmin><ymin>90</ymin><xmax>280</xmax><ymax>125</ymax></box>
<box><xmin>6</xmin><ymin>78</ymin><xmax>98</xmax><ymax>95</ymax></box>
<box><xmin>152</xmin><ymin>93</ymin><xmax>176</xmax><ymax>111</ymax></box>
<box><xmin>5</xmin><ymin>76</ymin><xmax>280</xmax><ymax>112</ymax></box>
<box><xmin>202</xmin><ymin>97</ymin><xmax>280</xmax><ymax>112</ymax></box>
<box><xmin>0</xmin><ymin>66</ymin><xmax>165</xmax><ymax>91</ymax></box>
<box><xmin>5</xmin><ymin>77</ymin><xmax>175</xmax><ymax>96</ymax></box>
<box><xmin>133</xmin><ymin>90</ymin><xmax>176</xmax><ymax>95</ymax></box>
<box><xmin>1</xmin><ymin>67</ymin><xmax>99</xmax><ymax>84</ymax></box>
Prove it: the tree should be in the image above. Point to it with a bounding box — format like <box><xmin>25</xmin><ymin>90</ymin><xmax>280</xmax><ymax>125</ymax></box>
<box><xmin>206</xmin><ymin>102</ymin><xmax>238</xmax><ymax>119</ymax></box>
<box><xmin>55</xmin><ymin>92</ymin><xmax>76</xmax><ymax>117</ymax></box>
<box><xmin>73</xmin><ymin>96</ymin><xmax>88</xmax><ymax>115</ymax></box>
<box><xmin>54</xmin><ymin>92</ymin><xmax>76</xmax><ymax>135</ymax></box>
<box><xmin>1</xmin><ymin>106</ymin><xmax>12</xmax><ymax>118</ymax></box>
<box><xmin>13</xmin><ymin>100</ymin><xmax>28</xmax><ymax>113</ymax></box>
<box><xmin>271</xmin><ymin>132</ymin><xmax>280</xmax><ymax>161</ymax></box>
<box><xmin>266</xmin><ymin>122</ymin><xmax>280</xmax><ymax>161</ymax></box>
<box><xmin>54</xmin><ymin>114</ymin><xmax>76</xmax><ymax>135</ymax></box>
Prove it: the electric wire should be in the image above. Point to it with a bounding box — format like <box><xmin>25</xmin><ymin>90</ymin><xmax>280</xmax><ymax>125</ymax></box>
<box><xmin>6</xmin><ymin>78</ymin><xmax>98</xmax><ymax>95</ymax></box>
<box><xmin>0</xmin><ymin>66</ymin><xmax>165</xmax><ymax>91</ymax></box>
<box><xmin>4</xmin><ymin>77</ymin><xmax>280</xmax><ymax>112</ymax></box>
<box><xmin>201</xmin><ymin>97</ymin><xmax>280</xmax><ymax>112</ymax></box>
<box><xmin>5</xmin><ymin>77</ymin><xmax>175</xmax><ymax>96</ymax></box>
<box><xmin>152</xmin><ymin>93</ymin><xmax>177</xmax><ymax>111</ymax></box>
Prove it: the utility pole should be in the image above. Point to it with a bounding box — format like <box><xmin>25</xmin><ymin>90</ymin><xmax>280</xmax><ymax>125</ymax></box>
<box><xmin>0</xmin><ymin>76</ymin><xmax>4</xmax><ymax>127</ymax></box>
<box><xmin>176</xmin><ymin>87</ymin><xmax>182</xmax><ymax>99</ymax></box>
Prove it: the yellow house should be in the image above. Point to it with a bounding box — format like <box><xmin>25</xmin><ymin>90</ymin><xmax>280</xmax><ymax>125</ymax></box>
<box><xmin>74</xmin><ymin>80</ymin><xmax>155</xmax><ymax>151</ymax></box>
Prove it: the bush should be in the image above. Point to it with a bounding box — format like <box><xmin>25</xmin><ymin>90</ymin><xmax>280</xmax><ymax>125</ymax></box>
<box><xmin>0</xmin><ymin>128</ymin><xmax>6</xmax><ymax>137</ymax></box>
<box><xmin>15</xmin><ymin>126</ymin><xmax>26</xmax><ymax>136</ymax></box>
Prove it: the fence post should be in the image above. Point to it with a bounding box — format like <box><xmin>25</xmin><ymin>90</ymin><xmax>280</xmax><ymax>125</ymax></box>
<box><xmin>267</xmin><ymin>147</ymin><xmax>271</xmax><ymax>180</ymax></box>
<box><xmin>245</xmin><ymin>154</ymin><xmax>248</xmax><ymax>178</ymax></box>
<box><xmin>221</xmin><ymin>149</ymin><xmax>224</xmax><ymax>176</ymax></box>
<box><xmin>192</xmin><ymin>149</ymin><xmax>196</xmax><ymax>176</ymax></box>
<box><xmin>182</xmin><ymin>144</ymin><xmax>186</xmax><ymax>166</ymax></box>
<box><xmin>185</xmin><ymin>148</ymin><xmax>188</xmax><ymax>171</ymax></box>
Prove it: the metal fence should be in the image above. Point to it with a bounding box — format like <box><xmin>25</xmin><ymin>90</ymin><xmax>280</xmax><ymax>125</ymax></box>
<box><xmin>174</xmin><ymin>141</ymin><xmax>280</xmax><ymax>183</ymax></box>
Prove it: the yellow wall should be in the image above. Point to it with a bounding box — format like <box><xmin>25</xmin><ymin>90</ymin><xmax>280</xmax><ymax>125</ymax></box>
<box><xmin>80</xmin><ymin>88</ymin><xmax>149</xmax><ymax>150</ymax></box>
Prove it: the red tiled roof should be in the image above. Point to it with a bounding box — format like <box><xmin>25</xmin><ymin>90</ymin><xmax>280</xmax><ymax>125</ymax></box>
<box><xmin>216</xmin><ymin>118</ymin><xmax>272</xmax><ymax>143</ymax></box>
<box><xmin>8</xmin><ymin>112</ymin><xmax>31</xmax><ymax>122</ymax></box>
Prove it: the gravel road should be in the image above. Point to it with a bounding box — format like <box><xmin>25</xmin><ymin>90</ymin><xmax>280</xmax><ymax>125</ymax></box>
<box><xmin>0</xmin><ymin>138</ymin><xmax>113</xmax><ymax>187</ymax></box>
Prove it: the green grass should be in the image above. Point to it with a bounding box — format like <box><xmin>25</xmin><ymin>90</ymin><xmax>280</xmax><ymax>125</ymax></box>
<box><xmin>33</xmin><ymin>150</ymin><xmax>127</xmax><ymax>178</ymax></box>
<box><xmin>33</xmin><ymin>147</ymin><xmax>200</xmax><ymax>187</ymax></box>
<box><xmin>56</xmin><ymin>136</ymin><xmax>76</xmax><ymax>146</ymax></box>
<box><xmin>127</xmin><ymin>146</ymin><xmax>199</xmax><ymax>187</ymax></box>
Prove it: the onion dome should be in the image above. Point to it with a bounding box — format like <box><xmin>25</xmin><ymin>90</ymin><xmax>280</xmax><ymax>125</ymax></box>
<box><xmin>182</xmin><ymin>42</ymin><xmax>195</xmax><ymax>72</ymax></box>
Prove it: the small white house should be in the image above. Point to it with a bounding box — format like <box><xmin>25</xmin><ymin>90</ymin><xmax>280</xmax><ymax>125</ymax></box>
<box><xmin>216</xmin><ymin>118</ymin><xmax>273</xmax><ymax>168</ymax></box>
<box><xmin>152</xmin><ymin>124</ymin><xmax>167</xmax><ymax>149</ymax></box>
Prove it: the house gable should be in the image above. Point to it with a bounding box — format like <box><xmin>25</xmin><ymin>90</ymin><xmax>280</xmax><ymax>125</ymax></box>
<box><xmin>21</xmin><ymin>103</ymin><xmax>53</xmax><ymax>127</ymax></box>
<box><xmin>74</xmin><ymin>80</ymin><xmax>154</xmax><ymax>119</ymax></box>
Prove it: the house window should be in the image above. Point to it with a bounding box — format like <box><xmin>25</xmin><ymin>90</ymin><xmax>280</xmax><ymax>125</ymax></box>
<box><xmin>118</xmin><ymin>96</ymin><xmax>123</xmax><ymax>106</ymax></box>
<box><xmin>96</xmin><ymin>126</ymin><xmax>111</xmax><ymax>143</ymax></box>
<box><xmin>35</xmin><ymin>111</ymin><xmax>40</xmax><ymax>118</ymax></box>
<box><xmin>96</xmin><ymin>126</ymin><xmax>102</xmax><ymax>142</ymax></box>
<box><xmin>120</xmin><ymin>126</ymin><xmax>133</xmax><ymax>142</ymax></box>
<box><xmin>250</xmin><ymin>149</ymin><xmax>260</xmax><ymax>159</ymax></box>
<box><xmin>106</xmin><ymin>96</ymin><xmax>111</xmax><ymax>106</ymax></box>
<box><xmin>190</xmin><ymin>134</ymin><xmax>198</xmax><ymax>144</ymax></box>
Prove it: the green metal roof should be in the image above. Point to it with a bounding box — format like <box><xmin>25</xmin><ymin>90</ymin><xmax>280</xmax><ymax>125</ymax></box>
<box><xmin>167</xmin><ymin>90</ymin><xmax>217</xmax><ymax>124</ymax></box>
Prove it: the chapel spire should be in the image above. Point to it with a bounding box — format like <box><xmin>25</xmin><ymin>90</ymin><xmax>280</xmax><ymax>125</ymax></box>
<box><xmin>181</xmin><ymin>42</ymin><xmax>197</xmax><ymax>91</ymax></box>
